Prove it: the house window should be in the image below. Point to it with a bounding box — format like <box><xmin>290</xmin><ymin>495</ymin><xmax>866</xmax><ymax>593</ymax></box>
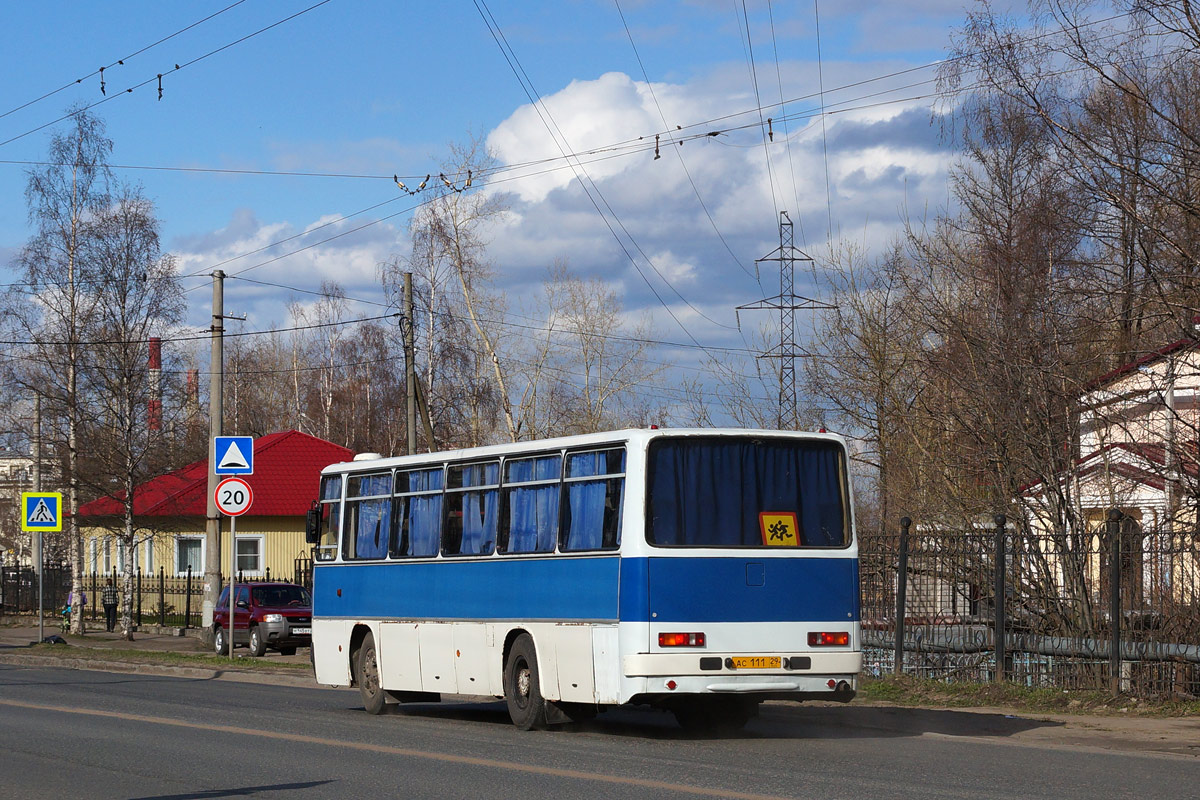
<box><xmin>89</xmin><ymin>539</ymin><xmax>98</xmax><ymax>573</ymax></box>
<box><xmin>102</xmin><ymin>537</ymin><xmax>112</xmax><ymax>574</ymax></box>
<box><xmin>236</xmin><ymin>536</ymin><xmax>263</xmax><ymax>576</ymax></box>
<box><xmin>117</xmin><ymin>539</ymin><xmax>126</xmax><ymax>573</ymax></box>
<box><xmin>144</xmin><ymin>539</ymin><xmax>154</xmax><ymax>573</ymax></box>
<box><xmin>175</xmin><ymin>537</ymin><xmax>204</xmax><ymax>576</ymax></box>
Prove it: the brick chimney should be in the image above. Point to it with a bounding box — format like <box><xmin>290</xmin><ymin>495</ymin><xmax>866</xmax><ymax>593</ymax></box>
<box><xmin>148</xmin><ymin>337</ymin><xmax>162</xmax><ymax>431</ymax></box>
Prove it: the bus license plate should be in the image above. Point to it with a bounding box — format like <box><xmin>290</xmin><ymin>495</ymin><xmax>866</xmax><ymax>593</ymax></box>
<box><xmin>292</xmin><ymin>627</ymin><xmax>311</xmax><ymax>635</ymax></box>
<box><xmin>731</xmin><ymin>656</ymin><xmax>780</xmax><ymax>669</ymax></box>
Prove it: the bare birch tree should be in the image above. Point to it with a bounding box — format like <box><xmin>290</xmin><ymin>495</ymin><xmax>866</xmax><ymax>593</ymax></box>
<box><xmin>2</xmin><ymin>108</ymin><xmax>111</xmax><ymax>635</ymax></box>
<box><xmin>82</xmin><ymin>187</ymin><xmax>184</xmax><ymax>640</ymax></box>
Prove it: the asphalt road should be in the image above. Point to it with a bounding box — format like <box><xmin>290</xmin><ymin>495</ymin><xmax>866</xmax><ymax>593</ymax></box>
<box><xmin>0</xmin><ymin>664</ymin><xmax>1197</xmax><ymax>800</ymax></box>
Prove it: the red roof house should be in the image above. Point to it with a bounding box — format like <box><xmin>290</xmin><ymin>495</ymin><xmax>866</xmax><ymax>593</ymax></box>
<box><xmin>78</xmin><ymin>431</ymin><xmax>354</xmax><ymax>579</ymax></box>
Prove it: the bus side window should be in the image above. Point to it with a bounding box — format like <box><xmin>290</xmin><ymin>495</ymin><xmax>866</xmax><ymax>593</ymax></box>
<box><xmin>393</xmin><ymin>467</ymin><xmax>443</xmax><ymax>558</ymax></box>
<box><xmin>444</xmin><ymin>461</ymin><xmax>498</xmax><ymax>556</ymax></box>
<box><xmin>561</xmin><ymin>448</ymin><xmax>625</xmax><ymax>551</ymax></box>
<box><xmin>501</xmin><ymin>454</ymin><xmax>561</xmax><ymax>554</ymax></box>
<box><xmin>316</xmin><ymin>475</ymin><xmax>342</xmax><ymax>561</ymax></box>
<box><xmin>343</xmin><ymin>473</ymin><xmax>392</xmax><ymax>561</ymax></box>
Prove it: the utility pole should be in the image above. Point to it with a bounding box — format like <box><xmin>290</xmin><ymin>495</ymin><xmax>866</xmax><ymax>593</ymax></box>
<box><xmin>202</xmin><ymin>270</ymin><xmax>224</xmax><ymax>634</ymax></box>
<box><xmin>404</xmin><ymin>273</ymin><xmax>417</xmax><ymax>456</ymax></box>
<box><xmin>736</xmin><ymin>211</ymin><xmax>833</xmax><ymax>429</ymax></box>
<box><xmin>33</xmin><ymin>394</ymin><xmax>43</xmax><ymax>644</ymax></box>
<box><xmin>399</xmin><ymin>271</ymin><xmax>435</xmax><ymax>451</ymax></box>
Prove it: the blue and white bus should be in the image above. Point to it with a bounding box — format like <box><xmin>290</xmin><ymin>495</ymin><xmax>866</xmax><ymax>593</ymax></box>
<box><xmin>307</xmin><ymin>427</ymin><xmax>860</xmax><ymax>731</ymax></box>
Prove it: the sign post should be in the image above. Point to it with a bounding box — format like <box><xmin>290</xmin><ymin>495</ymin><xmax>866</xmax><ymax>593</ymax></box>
<box><xmin>214</xmin><ymin>476</ymin><xmax>253</xmax><ymax>660</ymax></box>
<box><xmin>22</xmin><ymin>492</ymin><xmax>62</xmax><ymax>645</ymax></box>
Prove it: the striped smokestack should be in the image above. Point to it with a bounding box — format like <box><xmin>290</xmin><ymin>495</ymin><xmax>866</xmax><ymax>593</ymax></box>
<box><xmin>148</xmin><ymin>336</ymin><xmax>162</xmax><ymax>431</ymax></box>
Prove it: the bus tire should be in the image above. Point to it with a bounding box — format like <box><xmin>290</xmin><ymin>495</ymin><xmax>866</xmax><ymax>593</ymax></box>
<box><xmin>504</xmin><ymin>634</ymin><xmax>548</xmax><ymax>730</ymax></box>
<box><xmin>354</xmin><ymin>631</ymin><xmax>387</xmax><ymax>715</ymax></box>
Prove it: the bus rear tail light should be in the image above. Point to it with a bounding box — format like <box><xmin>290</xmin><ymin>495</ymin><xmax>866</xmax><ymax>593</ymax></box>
<box><xmin>808</xmin><ymin>631</ymin><xmax>849</xmax><ymax>647</ymax></box>
<box><xmin>659</xmin><ymin>632</ymin><xmax>706</xmax><ymax>647</ymax></box>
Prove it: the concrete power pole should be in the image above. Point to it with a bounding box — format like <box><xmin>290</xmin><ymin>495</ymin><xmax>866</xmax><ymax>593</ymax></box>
<box><xmin>202</xmin><ymin>270</ymin><xmax>225</xmax><ymax>634</ymax></box>
<box><xmin>736</xmin><ymin>212</ymin><xmax>833</xmax><ymax>429</ymax></box>
<box><xmin>33</xmin><ymin>394</ymin><xmax>43</xmax><ymax>643</ymax></box>
<box><xmin>405</xmin><ymin>273</ymin><xmax>417</xmax><ymax>456</ymax></box>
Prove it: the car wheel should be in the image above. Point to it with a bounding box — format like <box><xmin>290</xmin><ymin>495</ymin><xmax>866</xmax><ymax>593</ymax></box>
<box><xmin>213</xmin><ymin>626</ymin><xmax>226</xmax><ymax>655</ymax></box>
<box><xmin>248</xmin><ymin>626</ymin><xmax>266</xmax><ymax>657</ymax></box>
<box><xmin>504</xmin><ymin>633</ymin><xmax>548</xmax><ymax>730</ymax></box>
<box><xmin>354</xmin><ymin>631</ymin><xmax>387</xmax><ymax>715</ymax></box>
<box><xmin>279</xmin><ymin>647</ymin><xmax>297</xmax><ymax>656</ymax></box>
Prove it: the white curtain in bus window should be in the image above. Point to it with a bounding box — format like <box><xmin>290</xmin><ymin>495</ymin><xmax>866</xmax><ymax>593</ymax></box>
<box><xmin>561</xmin><ymin>448</ymin><xmax>625</xmax><ymax>551</ymax></box>
<box><xmin>316</xmin><ymin>475</ymin><xmax>342</xmax><ymax>561</ymax></box>
<box><xmin>344</xmin><ymin>473</ymin><xmax>393</xmax><ymax>560</ymax></box>
<box><xmin>396</xmin><ymin>468</ymin><xmax>443</xmax><ymax>558</ymax></box>
<box><xmin>444</xmin><ymin>461</ymin><xmax>499</xmax><ymax>556</ymax></box>
<box><xmin>645</xmin><ymin>438</ymin><xmax>846</xmax><ymax>547</ymax></box>
<box><xmin>502</xmin><ymin>455</ymin><xmax>561</xmax><ymax>553</ymax></box>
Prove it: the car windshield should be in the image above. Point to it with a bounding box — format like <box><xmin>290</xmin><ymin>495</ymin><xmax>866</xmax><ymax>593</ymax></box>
<box><xmin>646</xmin><ymin>436</ymin><xmax>849</xmax><ymax>548</ymax></box>
<box><xmin>251</xmin><ymin>585</ymin><xmax>311</xmax><ymax>607</ymax></box>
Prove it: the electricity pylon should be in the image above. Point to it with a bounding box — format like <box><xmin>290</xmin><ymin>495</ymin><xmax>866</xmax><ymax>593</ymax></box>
<box><xmin>736</xmin><ymin>211</ymin><xmax>833</xmax><ymax>429</ymax></box>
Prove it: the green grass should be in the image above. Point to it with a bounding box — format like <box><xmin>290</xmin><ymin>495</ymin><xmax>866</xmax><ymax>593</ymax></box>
<box><xmin>27</xmin><ymin>641</ymin><xmax>312</xmax><ymax>672</ymax></box>
<box><xmin>860</xmin><ymin>674</ymin><xmax>1200</xmax><ymax>717</ymax></box>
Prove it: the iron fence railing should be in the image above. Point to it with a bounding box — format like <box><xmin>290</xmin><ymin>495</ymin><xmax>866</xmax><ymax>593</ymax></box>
<box><xmin>1</xmin><ymin>558</ymin><xmax>315</xmax><ymax>631</ymax></box>
<box><xmin>861</xmin><ymin>512</ymin><xmax>1200</xmax><ymax>698</ymax></box>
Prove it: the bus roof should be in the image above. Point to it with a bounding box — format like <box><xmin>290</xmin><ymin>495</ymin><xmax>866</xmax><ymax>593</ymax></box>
<box><xmin>319</xmin><ymin>427</ymin><xmax>847</xmax><ymax>476</ymax></box>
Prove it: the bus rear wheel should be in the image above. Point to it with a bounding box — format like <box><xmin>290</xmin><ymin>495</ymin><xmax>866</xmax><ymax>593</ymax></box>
<box><xmin>354</xmin><ymin>631</ymin><xmax>387</xmax><ymax>715</ymax></box>
<box><xmin>504</xmin><ymin>634</ymin><xmax>548</xmax><ymax>730</ymax></box>
<box><xmin>672</xmin><ymin>696</ymin><xmax>758</xmax><ymax>735</ymax></box>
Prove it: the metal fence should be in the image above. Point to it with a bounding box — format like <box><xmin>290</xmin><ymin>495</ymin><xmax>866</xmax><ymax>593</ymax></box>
<box><xmin>1</xmin><ymin>558</ymin><xmax>315</xmax><ymax>631</ymax></box>
<box><xmin>861</xmin><ymin>512</ymin><xmax>1200</xmax><ymax>698</ymax></box>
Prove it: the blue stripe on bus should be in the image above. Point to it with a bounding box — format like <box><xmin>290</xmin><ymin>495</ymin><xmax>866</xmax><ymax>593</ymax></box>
<box><xmin>313</xmin><ymin>555</ymin><xmax>858</xmax><ymax>624</ymax></box>
<box><xmin>639</xmin><ymin>556</ymin><xmax>859</xmax><ymax>623</ymax></box>
<box><xmin>313</xmin><ymin>557</ymin><xmax>622</xmax><ymax>621</ymax></box>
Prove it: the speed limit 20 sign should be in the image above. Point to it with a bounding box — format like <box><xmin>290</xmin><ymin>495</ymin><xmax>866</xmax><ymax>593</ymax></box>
<box><xmin>214</xmin><ymin>477</ymin><xmax>254</xmax><ymax>516</ymax></box>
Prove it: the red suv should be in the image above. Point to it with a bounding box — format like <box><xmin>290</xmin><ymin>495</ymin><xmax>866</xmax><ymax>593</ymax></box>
<box><xmin>213</xmin><ymin>582</ymin><xmax>312</xmax><ymax>657</ymax></box>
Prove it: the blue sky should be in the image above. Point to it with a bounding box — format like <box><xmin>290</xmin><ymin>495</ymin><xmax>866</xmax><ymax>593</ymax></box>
<box><xmin>0</xmin><ymin>0</ymin><xmax>983</xmax><ymax>416</ymax></box>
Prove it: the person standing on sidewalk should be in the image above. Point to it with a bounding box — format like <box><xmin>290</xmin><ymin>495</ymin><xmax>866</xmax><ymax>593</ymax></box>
<box><xmin>101</xmin><ymin>579</ymin><xmax>119</xmax><ymax>633</ymax></box>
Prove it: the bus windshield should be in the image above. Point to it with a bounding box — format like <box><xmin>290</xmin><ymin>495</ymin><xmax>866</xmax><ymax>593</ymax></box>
<box><xmin>645</xmin><ymin>437</ymin><xmax>849</xmax><ymax>548</ymax></box>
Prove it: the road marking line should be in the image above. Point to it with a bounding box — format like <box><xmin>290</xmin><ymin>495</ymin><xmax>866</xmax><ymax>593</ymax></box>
<box><xmin>0</xmin><ymin>698</ymin><xmax>793</xmax><ymax>800</ymax></box>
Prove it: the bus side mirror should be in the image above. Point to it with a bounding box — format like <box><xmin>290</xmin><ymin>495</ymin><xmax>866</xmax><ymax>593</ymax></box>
<box><xmin>305</xmin><ymin>504</ymin><xmax>320</xmax><ymax>545</ymax></box>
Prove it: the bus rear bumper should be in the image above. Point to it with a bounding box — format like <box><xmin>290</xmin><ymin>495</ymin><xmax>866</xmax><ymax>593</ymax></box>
<box><xmin>623</xmin><ymin>651</ymin><xmax>860</xmax><ymax>677</ymax></box>
<box><xmin>621</xmin><ymin>651</ymin><xmax>858</xmax><ymax>701</ymax></box>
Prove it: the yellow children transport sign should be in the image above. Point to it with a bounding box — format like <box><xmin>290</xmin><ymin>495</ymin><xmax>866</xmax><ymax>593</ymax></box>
<box><xmin>759</xmin><ymin>511</ymin><xmax>799</xmax><ymax>546</ymax></box>
<box><xmin>21</xmin><ymin>492</ymin><xmax>63</xmax><ymax>532</ymax></box>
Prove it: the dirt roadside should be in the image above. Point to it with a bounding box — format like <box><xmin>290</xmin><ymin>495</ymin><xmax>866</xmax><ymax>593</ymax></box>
<box><xmin>2</xmin><ymin>620</ymin><xmax>1196</xmax><ymax>757</ymax></box>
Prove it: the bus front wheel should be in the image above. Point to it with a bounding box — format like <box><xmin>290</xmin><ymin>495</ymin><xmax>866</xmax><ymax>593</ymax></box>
<box><xmin>354</xmin><ymin>631</ymin><xmax>387</xmax><ymax>715</ymax></box>
<box><xmin>504</xmin><ymin>634</ymin><xmax>548</xmax><ymax>730</ymax></box>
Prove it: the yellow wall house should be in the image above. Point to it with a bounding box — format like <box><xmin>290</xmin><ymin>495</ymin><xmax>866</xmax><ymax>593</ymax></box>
<box><xmin>77</xmin><ymin>431</ymin><xmax>353</xmax><ymax>584</ymax></box>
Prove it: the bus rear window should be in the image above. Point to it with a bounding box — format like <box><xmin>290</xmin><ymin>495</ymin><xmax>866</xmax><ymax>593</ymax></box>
<box><xmin>645</xmin><ymin>438</ymin><xmax>848</xmax><ymax>548</ymax></box>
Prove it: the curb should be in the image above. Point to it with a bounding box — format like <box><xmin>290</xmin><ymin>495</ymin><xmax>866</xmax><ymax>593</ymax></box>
<box><xmin>0</xmin><ymin>651</ymin><xmax>324</xmax><ymax>689</ymax></box>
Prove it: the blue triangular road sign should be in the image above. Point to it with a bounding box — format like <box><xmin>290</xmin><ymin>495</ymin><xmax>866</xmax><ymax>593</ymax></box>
<box><xmin>214</xmin><ymin>436</ymin><xmax>254</xmax><ymax>475</ymax></box>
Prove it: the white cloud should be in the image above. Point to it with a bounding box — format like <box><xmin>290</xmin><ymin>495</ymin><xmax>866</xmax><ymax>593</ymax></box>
<box><xmin>483</xmin><ymin>68</ymin><xmax>954</xmax><ymax>338</ymax></box>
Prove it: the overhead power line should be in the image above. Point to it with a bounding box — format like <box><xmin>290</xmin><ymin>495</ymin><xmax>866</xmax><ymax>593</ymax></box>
<box><xmin>473</xmin><ymin>0</ymin><xmax>736</xmax><ymax>343</ymax></box>
<box><xmin>0</xmin><ymin>311</ymin><xmax>399</xmax><ymax>349</ymax></box>
<box><xmin>0</xmin><ymin>0</ymin><xmax>333</xmax><ymax>151</ymax></box>
<box><xmin>0</xmin><ymin>0</ymin><xmax>249</xmax><ymax>123</ymax></box>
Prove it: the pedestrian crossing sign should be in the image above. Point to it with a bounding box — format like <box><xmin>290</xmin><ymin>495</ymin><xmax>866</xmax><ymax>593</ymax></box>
<box><xmin>21</xmin><ymin>492</ymin><xmax>62</xmax><ymax>532</ymax></box>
